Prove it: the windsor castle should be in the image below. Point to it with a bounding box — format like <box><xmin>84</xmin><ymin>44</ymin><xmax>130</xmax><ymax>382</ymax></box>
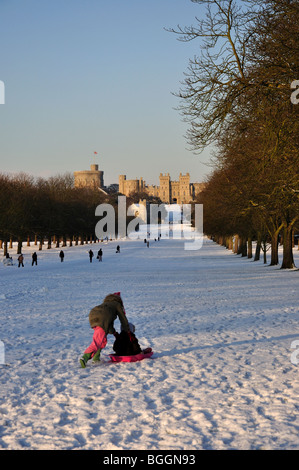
<box><xmin>74</xmin><ymin>164</ymin><xmax>205</xmax><ymax>204</ymax></box>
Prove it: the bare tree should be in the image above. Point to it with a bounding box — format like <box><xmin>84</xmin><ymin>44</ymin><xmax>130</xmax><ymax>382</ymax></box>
<box><xmin>169</xmin><ymin>0</ymin><xmax>299</xmax><ymax>268</ymax></box>
<box><xmin>167</xmin><ymin>0</ymin><xmax>259</xmax><ymax>152</ymax></box>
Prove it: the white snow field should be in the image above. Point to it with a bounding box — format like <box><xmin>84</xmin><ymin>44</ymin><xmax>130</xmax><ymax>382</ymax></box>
<box><xmin>0</xmin><ymin>231</ymin><xmax>298</xmax><ymax>450</ymax></box>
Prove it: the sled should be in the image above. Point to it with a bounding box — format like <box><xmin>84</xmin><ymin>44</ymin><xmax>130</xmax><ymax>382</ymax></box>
<box><xmin>2</xmin><ymin>258</ymin><xmax>13</xmax><ymax>266</ymax></box>
<box><xmin>109</xmin><ymin>347</ymin><xmax>153</xmax><ymax>363</ymax></box>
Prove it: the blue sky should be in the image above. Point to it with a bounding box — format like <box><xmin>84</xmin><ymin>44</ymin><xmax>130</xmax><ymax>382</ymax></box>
<box><xmin>0</xmin><ymin>0</ymin><xmax>212</xmax><ymax>186</ymax></box>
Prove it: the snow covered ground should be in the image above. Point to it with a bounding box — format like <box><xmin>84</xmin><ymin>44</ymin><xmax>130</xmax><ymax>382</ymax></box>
<box><xmin>0</xmin><ymin>229</ymin><xmax>298</xmax><ymax>450</ymax></box>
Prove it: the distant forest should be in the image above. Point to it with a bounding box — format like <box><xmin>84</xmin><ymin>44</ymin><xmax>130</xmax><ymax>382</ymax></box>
<box><xmin>0</xmin><ymin>172</ymin><xmax>131</xmax><ymax>255</ymax></box>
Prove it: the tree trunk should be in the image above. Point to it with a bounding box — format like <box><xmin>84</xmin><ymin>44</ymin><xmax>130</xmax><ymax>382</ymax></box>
<box><xmin>254</xmin><ymin>232</ymin><xmax>261</xmax><ymax>261</ymax></box>
<box><xmin>281</xmin><ymin>226</ymin><xmax>295</xmax><ymax>269</ymax></box>
<box><xmin>262</xmin><ymin>241</ymin><xmax>267</xmax><ymax>264</ymax></box>
<box><xmin>233</xmin><ymin>235</ymin><xmax>239</xmax><ymax>254</ymax></box>
<box><xmin>270</xmin><ymin>232</ymin><xmax>279</xmax><ymax>266</ymax></box>
<box><xmin>242</xmin><ymin>239</ymin><xmax>247</xmax><ymax>257</ymax></box>
<box><xmin>247</xmin><ymin>236</ymin><xmax>252</xmax><ymax>259</ymax></box>
<box><xmin>238</xmin><ymin>237</ymin><xmax>247</xmax><ymax>257</ymax></box>
<box><xmin>17</xmin><ymin>239</ymin><xmax>22</xmax><ymax>254</ymax></box>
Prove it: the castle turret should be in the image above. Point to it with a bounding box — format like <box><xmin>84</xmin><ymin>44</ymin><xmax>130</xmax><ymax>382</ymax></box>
<box><xmin>159</xmin><ymin>173</ymin><xmax>171</xmax><ymax>203</ymax></box>
<box><xmin>179</xmin><ymin>173</ymin><xmax>191</xmax><ymax>203</ymax></box>
<box><xmin>119</xmin><ymin>175</ymin><xmax>126</xmax><ymax>194</ymax></box>
<box><xmin>74</xmin><ymin>164</ymin><xmax>104</xmax><ymax>188</ymax></box>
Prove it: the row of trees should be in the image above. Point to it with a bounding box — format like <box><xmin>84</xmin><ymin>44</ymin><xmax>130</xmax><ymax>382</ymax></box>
<box><xmin>0</xmin><ymin>172</ymin><xmax>133</xmax><ymax>255</ymax></box>
<box><xmin>171</xmin><ymin>0</ymin><xmax>299</xmax><ymax>268</ymax></box>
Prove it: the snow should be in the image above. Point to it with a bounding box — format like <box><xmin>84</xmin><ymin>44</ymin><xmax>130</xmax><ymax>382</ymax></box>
<box><xmin>0</xmin><ymin>228</ymin><xmax>298</xmax><ymax>450</ymax></box>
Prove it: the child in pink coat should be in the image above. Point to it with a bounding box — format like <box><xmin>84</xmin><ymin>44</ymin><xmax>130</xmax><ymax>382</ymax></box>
<box><xmin>80</xmin><ymin>292</ymin><xmax>130</xmax><ymax>368</ymax></box>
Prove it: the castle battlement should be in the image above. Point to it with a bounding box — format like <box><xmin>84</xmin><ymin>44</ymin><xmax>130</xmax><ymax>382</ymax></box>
<box><xmin>119</xmin><ymin>172</ymin><xmax>204</xmax><ymax>204</ymax></box>
<box><xmin>74</xmin><ymin>163</ymin><xmax>204</xmax><ymax>202</ymax></box>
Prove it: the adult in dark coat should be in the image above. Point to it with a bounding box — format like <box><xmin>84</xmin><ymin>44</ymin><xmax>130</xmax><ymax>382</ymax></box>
<box><xmin>32</xmin><ymin>252</ymin><xmax>37</xmax><ymax>266</ymax></box>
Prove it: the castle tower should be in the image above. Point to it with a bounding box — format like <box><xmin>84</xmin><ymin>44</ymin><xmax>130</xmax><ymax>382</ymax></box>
<box><xmin>119</xmin><ymin>175</ymin><xmax>126</xmax><ymax>195</ymax></box>
<box><xmin>179</xmin><ymin>173</ymin><xmax>191</xmax><ymax>204</ymax></box>
<box><xmin>159</xmin><ymin>173</ymin><xmax>171</xmax><ymax>203</ymax></box>
<box><xmin>74</xmin><ymin>164</ymin><xmax>104</xmax><ymax>188</ymax></box>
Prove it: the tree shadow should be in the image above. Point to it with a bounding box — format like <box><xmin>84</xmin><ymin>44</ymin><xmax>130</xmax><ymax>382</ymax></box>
<box><xmin>153</xmin><ymin>333</ymin><xmax>299</xmax><ymax>359</ymax></box>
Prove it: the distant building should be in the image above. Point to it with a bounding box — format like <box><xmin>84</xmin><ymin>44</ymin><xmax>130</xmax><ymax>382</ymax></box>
<box><xmin>74</xmin><ymin>164</ymin><xmax>205</xmax><ymax>203</ymax></box>
<box><xmin>74</xmin><ymin>164</ymin><xmax>104</xmax><ymax>189</ymax></box>
<box><xmin>119</xmin><ymin>172</ymin><xmax>205</xmax><ymax>204</ymax></box>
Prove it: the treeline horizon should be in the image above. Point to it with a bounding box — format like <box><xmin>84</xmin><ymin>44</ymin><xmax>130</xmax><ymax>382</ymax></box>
<box><xmin>0</xmin><ymin>171</ymin><xmax>135</xmax><ymax>255</ymax></box>
<box><xmin>171</xmin><ymin>0</ymin><xmax>299</xmax><ymax>269</ymax></box>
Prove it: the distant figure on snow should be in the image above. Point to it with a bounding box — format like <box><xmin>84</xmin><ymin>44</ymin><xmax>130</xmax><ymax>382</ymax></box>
<box><xmin>59</xmin><ymin>250</ymin><xmax>64</xmax><ymax>262</ymax></box>
<box><xmin>32</xmin><ymin>252</ymin><xmax>37</xmax><ymax>266</ymax></box>
<box><xmin>89</xmin><ymin>250</ymin><xmax>94</xmax><ymax>263</ymax></box>
<box><xmin>97</xmin><ymin>248</ymin><xmax>103</xmax><ymax>261</ymax></box>
<box><xmin>18</xmin><ymin>254</ymin><xmax>24</xmax><ymax>268</ymax></box>
<box><xmin>3</xmin><ymin>253</ymin><xmax>13</xmax><ymax>266</ymax></box>
<box><xmin>116</xmin><ymin>245</ymin><xmax>120</xmax><ymax>253</ymax></box>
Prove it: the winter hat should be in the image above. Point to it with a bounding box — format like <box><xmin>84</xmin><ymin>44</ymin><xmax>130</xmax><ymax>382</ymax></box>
<box><xmin>104</xmin><ymin>293</ymin><xmax>122</xmax><ymax>303</ymax></box>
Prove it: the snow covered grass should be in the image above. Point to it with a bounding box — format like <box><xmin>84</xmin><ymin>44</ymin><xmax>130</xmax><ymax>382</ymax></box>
<box><xmin>0</xmin><ymin>232</ymin><xmax>298</xmax><ymax>450</ymax></box>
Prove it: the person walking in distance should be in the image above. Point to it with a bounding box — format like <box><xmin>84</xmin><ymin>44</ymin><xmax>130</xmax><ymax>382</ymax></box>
<box><xmin>32</xmin><ymin>252</ymin><xmax>37</xmax><ymax>266</ymax></box>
